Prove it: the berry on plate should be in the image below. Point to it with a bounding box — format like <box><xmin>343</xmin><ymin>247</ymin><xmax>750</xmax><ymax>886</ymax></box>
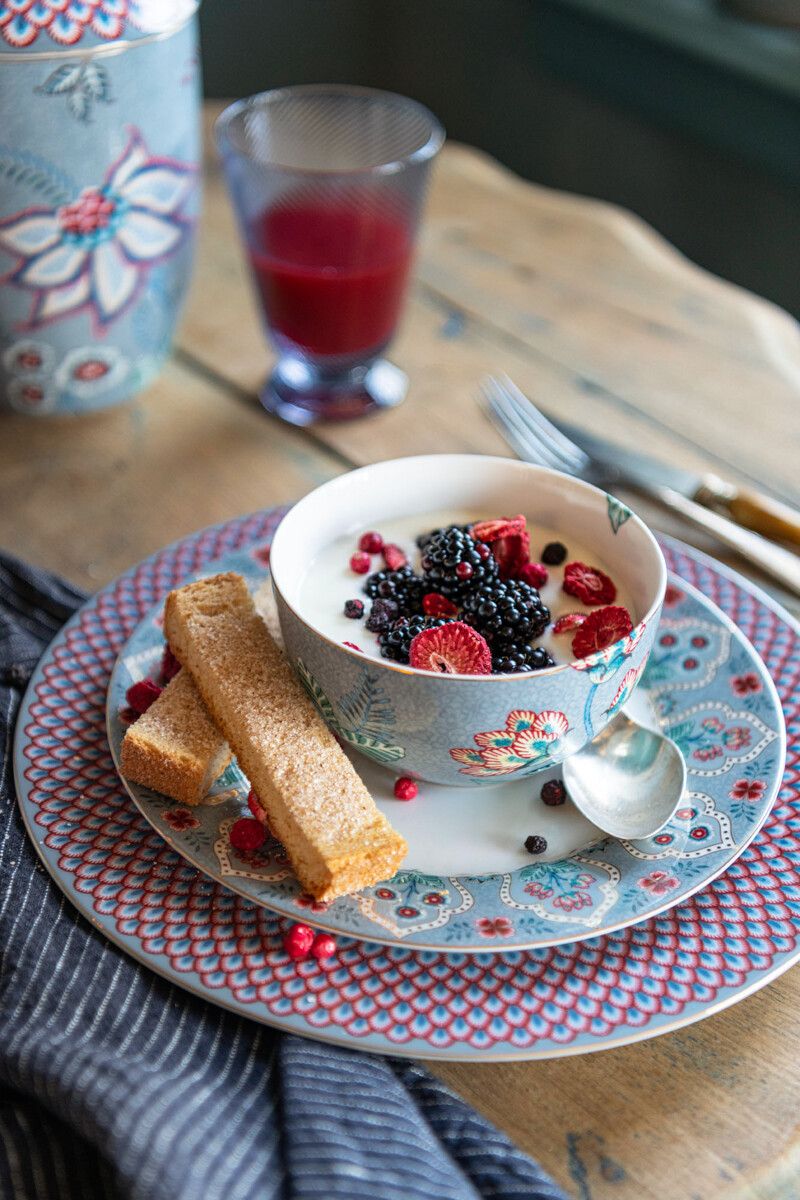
<box><xmin>230</xmin><ymin>817</ymin><xmax>266</xmax><ymax>852</ymax></box>
<box><xmin>409</xmin><ymin>621</ymin><xmax>492</xmax><ymax>675</ymax></box>
<box><xmin>125</xmin><ymin>678</ymin><xmax>162</xmax><ymax>715</ymax></box>
<box><xmin>563</xmin><ymin>561</ymin><xmax>617</xmax><ymax>606</ymax></box>
<box><xmin>283</xmin><ymin>922</ymin><xmax>315</xmax><ymax>960</ymax></box>
<box><xmin>571</xmin><ymin>605</ymin><xmax>633</xmax><ymax>658</ymax></box>
<box><xmin>524</xmin><ymin>834</ymin><xmax>547</xmax><ymax>854</ymax></box>
<box><xmin>540</xmin><ymin>779</ymin><xmax>566</xmax><ymax>806</ymax></box>
<box><xmin>343</xmin><ymin>598</ymin><xmax>365</xmax><ymax>619</ymax></box>
<box><xmin>393</xmin><ymin>776</ymin><xmax>418</xmax><ymax>800</ymax></box>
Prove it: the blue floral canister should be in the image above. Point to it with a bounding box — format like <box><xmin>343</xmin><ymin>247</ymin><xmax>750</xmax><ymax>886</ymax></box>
<box><xmin>0</xmin><ymin>1</ymin><xmax>201</xmax><ymax>415</ymax></box>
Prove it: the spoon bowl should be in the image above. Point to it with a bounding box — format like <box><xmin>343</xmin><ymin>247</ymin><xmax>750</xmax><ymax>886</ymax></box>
<box><xmin>562</xmin><ymin>712</ymin><xmax>686</xmax><ymax>841</ymax></box>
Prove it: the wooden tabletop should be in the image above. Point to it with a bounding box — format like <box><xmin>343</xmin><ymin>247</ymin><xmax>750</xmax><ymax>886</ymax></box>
<box><xmin>3</xmin><ymin>102</ymin><xmax>800</xmax><ymax>1199</ymax></box>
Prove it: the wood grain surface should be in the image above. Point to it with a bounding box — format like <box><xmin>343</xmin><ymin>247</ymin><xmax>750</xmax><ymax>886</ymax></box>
<box><xmin>2</xmin><ymin>101</ymin><xmax>800</xmax><ymax>1199</ymax></box>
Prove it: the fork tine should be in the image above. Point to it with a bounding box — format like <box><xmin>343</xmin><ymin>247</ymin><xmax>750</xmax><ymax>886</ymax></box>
<box><xmin>487</xmin><ymin>389</ymin><xmax>570</xmax><ymax>472</ymax></box>
<box><xmin>492</xmin><ymin>374</ymin><xmax>588</xmax><ymax>472</ymax></box>
<box><xmin>483</xmin><ymin>380</ymin><xmax>580</xmax><ymax>474</ymax></box>
<box><xmin>486</xmin><ymin>403</ymin><xmax>549</xmax><ymax>468</ymax></box>
<box><xmin>486</xmin><ymin>392</ymin><xmax>571</xmax><ymax>473</ymax></box>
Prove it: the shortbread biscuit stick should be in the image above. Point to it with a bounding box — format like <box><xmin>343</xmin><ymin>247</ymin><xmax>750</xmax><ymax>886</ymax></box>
<box><xmin>120</xmin><ymin>669</ymin><xmax>232</xmax><ymax>805</ymax></box>
<box><xmin>164</xmin><ymin>572</ymin><xmax>407</xmax><ymax>901</ymax></box>
<box><xmin>119</xmin><ymin>583</ymin><xmax>284</xmax><ymax>806</ymax></box>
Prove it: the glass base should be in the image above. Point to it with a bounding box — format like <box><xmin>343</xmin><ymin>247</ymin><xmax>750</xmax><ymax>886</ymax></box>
<box><xmin>259</xmin><ymin>355</ymin><xmax>408</xmax><ymax>426</ymax></box>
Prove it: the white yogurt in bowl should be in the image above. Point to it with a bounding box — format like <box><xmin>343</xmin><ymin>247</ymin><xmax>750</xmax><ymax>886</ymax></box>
<box><xmin>299</xmin><ymin>508</ymin><xmax>637</xmax><ymax>669</ymax></box>
<box><xmin>269</xmin><ymin>455</ymin><xmax>666</xmax><ymax>785</ymax></box>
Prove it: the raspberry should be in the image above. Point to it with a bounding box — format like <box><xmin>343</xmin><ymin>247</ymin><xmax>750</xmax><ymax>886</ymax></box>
<box><xmin>541</xmin><ymin>541</ymin><xmax>567</xmax><ymax>565</ymax></box>
<box><xmin>471</xmin><ymin>515</ymin><xmax>530</xmax><ymax>580</ymax></box>
<box><xmin>394</xmin><ymin>777</ymin><xmax>418</xmax><ymax>800</ymax></box>
<box><xmin>344</xmin><ymin>599</ymin><xmax>364</xmax><ymax>619</ymax></box>
<box><xmin>552</xmin><ymin>612</ymin><xmax>587</xmax><ymax>635</ymax></box>
<box><xmin>422</xmin><ymin>592</ymin><xmax>459</xmax><ymax>618</ymax></box>
<box><xmin>160</xmin><ymin>645</ymin><xmax>181</xmax><ymax>683</ymax></box>
<box><xmin>311</xmin><ymin>933</ymin><xmax>336</xmax><ymax>961</ymax></box>
<box><xmin>563</xmin><ymin>561</ymin><xmax>617</xmax><ymax>606</ymax></box>
<box><xmin>383</xmin><ymin>543</ymin><xmax>408</xmax><ymax>571</ymax></box>
<box><xmin>571</xmin><ymin>605</ymin><xmax>633</xmax><ymax>659</ymax></box>
<box><xmin>126</xmin><ymin>678</ymin><xmax>162</xmax><ymax>715</ymax></box>
<box><xmin>359</xmin><ymin>531</ymin><xmax>384</xmax><ymax>554</ymax></box>
<box><xmin>349</xmin><ymin>552</ymin><xmax>371</xmax><ymax>574</ymax></box>
<box><xmin>524</xmin><ymin>834</ymin><xmax>547</xmax><ymax>854</ymax></box>
<box><xmin>409</xmin><ymin>621</ymin><xmax>492</xmax><ymax>675</ymax></box>
<box><xmin>540</xmin><ymin>779</ymin><xmax>566</xmax><ymax>806</ymax></box>
<box><xmin>230</xmin><ymin>817</ymin><xmax>266</xmax><ymax>852</ymax></box>
<box><xmin>366</xmin><ymin>598</ymin><xmax>398</xmax><ymax>632</ymax></box>
<box><xmin>519</xmin><ymin>562</ymin><xmax>548</xmax><ymax>588</ymax></box>
<box><xmin>283</xmin><ymin>922</ymin><xmax>315</xmax><ymax>960</ymax></box>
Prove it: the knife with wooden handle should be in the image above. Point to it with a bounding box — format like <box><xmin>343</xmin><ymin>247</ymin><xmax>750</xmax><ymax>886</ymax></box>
<box><xmin>555</xmin><ymin>423</ymin><xmax>800</xmax><ymax>550</ymax></box>
<box><xmin>694</xmin><ymin>475</ymin><xmax>800</xmax><ymax>547</ymax></box>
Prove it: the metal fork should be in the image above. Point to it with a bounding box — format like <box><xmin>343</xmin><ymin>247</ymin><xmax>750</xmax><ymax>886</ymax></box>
<box><xmin>483</xmin><ymin>373</ymin><xmax>800</xmax><ymax>597</ymax></box>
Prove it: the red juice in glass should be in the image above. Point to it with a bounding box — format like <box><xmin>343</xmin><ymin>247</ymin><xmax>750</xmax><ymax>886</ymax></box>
<box><xmin>217</xmin><ymin>86</ymin><xmax>443</xmax><ymax>423</ymax></box>
<box><xmin>249</xmin><ymin>200</ymin><xmax>413</xmax><ymax>357</ymax></box>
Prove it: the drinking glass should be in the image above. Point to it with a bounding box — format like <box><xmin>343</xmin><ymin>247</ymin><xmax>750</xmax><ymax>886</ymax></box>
<box><xmin>216</xmin><ymin>85</ymin><xmax>444</xmax><ymax>425</ymax></box>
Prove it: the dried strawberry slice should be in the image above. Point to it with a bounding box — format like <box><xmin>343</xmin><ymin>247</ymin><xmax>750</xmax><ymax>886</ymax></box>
<box><xmin>571</xmin><ymin>605</ymin><xmax>633</xmax><ymax>658</ymax></box>
<box><xmin>552</xmin><ymin>612</ymin><xmax>587</xmax><ymax>635</ymax></box>
<box><xmin>382</xmin><ymin>543</ymin><xmax>408</xmax><ymax>571</ymax></box>
<box><xmin>409</xmin><ymin>620</ymin><xmax>492</xmax><ymax>674</ymax></box>
<box><xmin>471</xmin><ymin>515</ymin><xmax>531</xmax><ymax>580</ymax></box>
<box><xmin>563</xmin><ymin>561</ymin><xmax>617</xmax><ymax>605</ymax></box>
<box><xmin>422</xmin><ymin>592</ymin><xmax>459</xmax><ymax>618</ymax></box>
<box><xmin>471</xmin><ymin>514</ymin><xmax>526</xmax><ymax>543</ymax></box>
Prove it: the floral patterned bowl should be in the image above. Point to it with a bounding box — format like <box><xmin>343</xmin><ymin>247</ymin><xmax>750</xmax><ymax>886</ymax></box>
<box><xmin>269</xmin><ymin>455</ymin><xmax>667</xmax><ymax>786</ymax></box>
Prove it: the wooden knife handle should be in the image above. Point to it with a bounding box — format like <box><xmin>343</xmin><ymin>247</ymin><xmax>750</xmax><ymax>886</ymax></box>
<box><xmin>695</xmin><ymin>477</ymin><xmax>800</xmax><ymax>548</ymax></box>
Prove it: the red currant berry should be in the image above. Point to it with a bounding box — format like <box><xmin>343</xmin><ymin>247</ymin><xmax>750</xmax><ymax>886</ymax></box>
<box><xmin>394</xmin><ymin>777</ymin><xmax>418</xmax><ymax>801</ymax></box>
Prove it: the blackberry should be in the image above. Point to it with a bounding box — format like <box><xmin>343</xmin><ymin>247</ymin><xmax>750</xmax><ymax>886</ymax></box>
<box><xmin>541</xmin><ymin>779</ymin><xmax>566</xmax><ymax>806</ymax></box>
<box><xmin>461</xmin><ymin>579</ymin><xmax>550</xmax><ymax>649</ymax></box>
<box><xmin>492</xmin><ymin>645</ymin><xmax>555</xmax><ymax>674</ymax></box>
<box><xmin>343</xmin><ymin>599</ymin><xmax>364</xmax><ymax>619</ymax></box>
<box><xmin>541</xmin><ymin>541</ymin><xmax>567</xmax><ymax>565</ymax></box>
<box><xmin>378</xmin><ymin>615</ymin><xmax>449</xmax><ymax>663</ymax></box>
<box><xmin>363</xmin><ymin>565</ymin><xmax>424</xmax><ymax>617</ymax></box>
<box><xmin>416</xmin><ymin>522</ymin><xmax>471</xmax><ymax>551</ymax></box>
<box><xmin>365</xmin><ymin>598</ymin><xmax>398</xmax><ymax>633</ymax></box>
<box><xmin>524</xmin><ymin>834</ymin><xmax>547</xmax><ymax>855</ymax></box>
<box><xmin>420</xmin><ymin>528</ymin><xmax>498</xmax><ymax>601</ymax></box>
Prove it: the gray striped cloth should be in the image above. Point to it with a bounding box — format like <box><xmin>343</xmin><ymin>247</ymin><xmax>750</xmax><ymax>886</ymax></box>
<box><xmin>0</xmin><ymin>553</ymin><xmax>568</xmax><ymax>1200</ymax></box>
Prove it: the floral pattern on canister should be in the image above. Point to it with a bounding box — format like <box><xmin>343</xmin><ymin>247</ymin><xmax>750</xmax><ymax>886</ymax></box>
<box><xmin>0</xmin><ymin>129</ymin><xmax>195</xmax><ymax>332</ymax></box>
<box><xmin>0</xmin><ymin>1</ymin><xmax>194</xmax><ymax>47</ymax></box>
<box><xmin>450</xmin><ymin>708</ymin><xmax>569</xmax><ymax>778</ymax></box>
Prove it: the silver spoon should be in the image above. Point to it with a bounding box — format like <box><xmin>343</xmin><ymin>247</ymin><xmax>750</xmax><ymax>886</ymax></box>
<box><xmin>562</xmin><ymin>712</ymin><xmax>687</xmax><ymax>841</ymax></box>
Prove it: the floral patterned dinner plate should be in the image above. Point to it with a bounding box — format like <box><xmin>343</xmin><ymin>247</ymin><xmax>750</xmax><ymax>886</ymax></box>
<box><xmin>101</xmin><ymin>534</ymin><xmax>784</xmax><ymax>955</ymax></box>
<box><xmin>14</xmin><ymin>512</ymin><xmax>798</xmax><ymax>1060</ymax></box>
